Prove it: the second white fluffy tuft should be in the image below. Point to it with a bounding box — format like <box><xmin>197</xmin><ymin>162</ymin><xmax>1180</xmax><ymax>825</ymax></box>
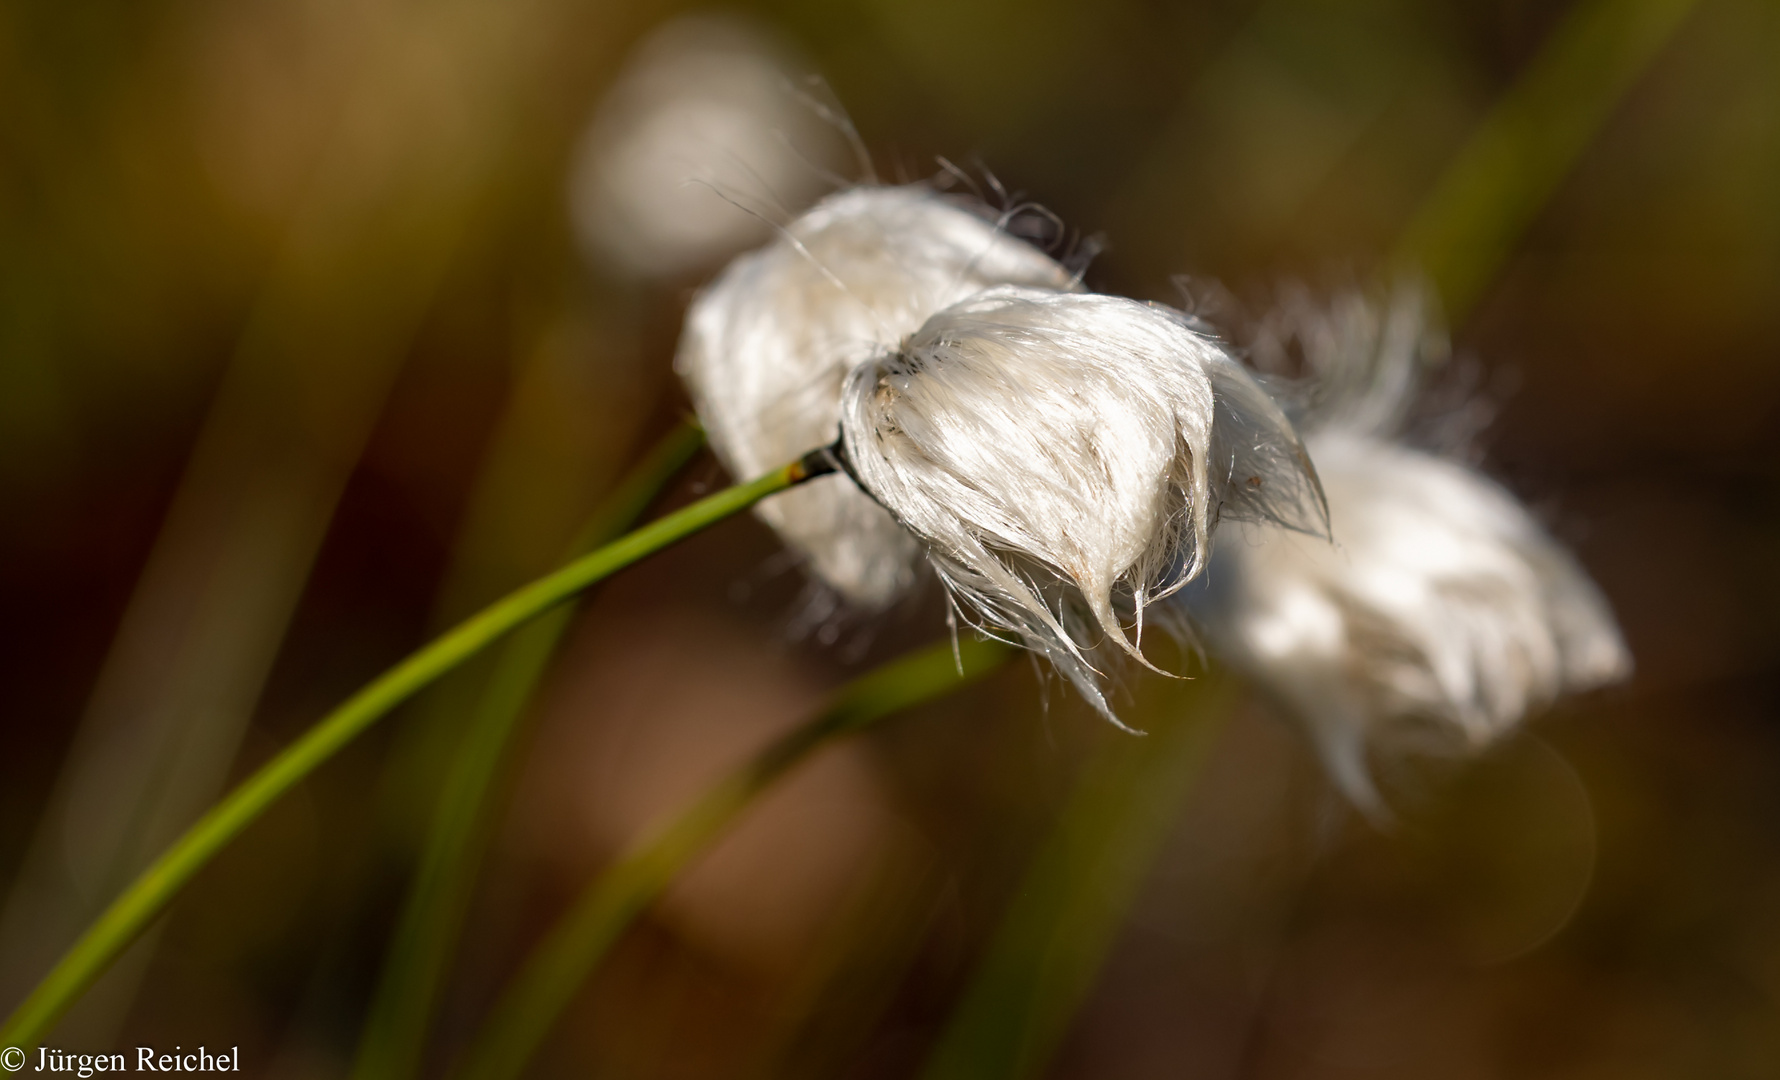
<box><xmin>1184</xmin><ymin>284</ymin><xmax>1631</xmax><ymax>811</ymax></box>
<box><xmin>677</xmin><ymin>185</ymin><xmax>1077</xmax><ymax>610</ymax></box>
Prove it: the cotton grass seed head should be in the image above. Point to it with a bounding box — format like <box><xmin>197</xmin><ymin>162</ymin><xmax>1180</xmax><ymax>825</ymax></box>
<box><xmin>839</xmin><ymin>286</ymin><xmax>1326</xmax><ymax>719</ymax></box>
<box><xmin>569</xmin><ymin>14</ymin><xmax>846</xmax><ymax>280</ymax></box>
<box><xmin>1185</xmin><ymin>284</ymin><xmax>1630</xmax><ymax>811</ymax></box>
<box><xmin>677</xmin><ymin>185</ymin><xmax>1076</xmax><ymax>610</ymax></box>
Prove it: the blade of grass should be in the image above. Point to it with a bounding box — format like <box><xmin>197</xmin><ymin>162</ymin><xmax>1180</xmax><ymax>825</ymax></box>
<box><xmin>0</xmin><ymin>4</ymin><xmax>528</xmax><ymax>1037</ymax></box>
<box><xmin>0</xmin><ymin>451</ymin><xmax>819</xmax><ymax>1050</ymax></box>
<box><xmin>920</xmin><ymin>672</ymin><xmax>1236</xmax><ymax>1080</ymax></box>
<box><xmin>1392</xmin><ymin>0</ymin><xmax>1703</xmax><ymax>320</ymax></box>
<box><xmin>351</xmin><ymin>422</ymin><xmax>704</xmax><ymax>1080</ymax></box>
<box><xmin>451</xmin><ymin>635</ymin><xmax>1016</xmax><ymax>1080</ymax></box>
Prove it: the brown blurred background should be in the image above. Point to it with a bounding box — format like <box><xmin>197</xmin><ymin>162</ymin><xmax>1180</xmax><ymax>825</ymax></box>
<box><xmin>2</xmin><ymin>0</ymin><xmax>1778</xmax><ymax>1077</ymax></box>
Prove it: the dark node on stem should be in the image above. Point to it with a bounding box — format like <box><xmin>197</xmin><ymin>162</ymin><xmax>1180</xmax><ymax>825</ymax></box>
<box><xmin>794</xmin><ymin>439</ymin><xmax>853</xmax><ymax>485</ymax></box>
<box><xmin>798</xmin><ymin>436</ymin><xmax>894</xmax><ymax>513</ymax></box>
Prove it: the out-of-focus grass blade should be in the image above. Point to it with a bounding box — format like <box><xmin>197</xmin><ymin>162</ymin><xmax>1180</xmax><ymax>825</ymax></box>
<box><xmin>351</xmin><ymin>421</ymin><xmax>703</xmax><ymax>1080</ymax></box>
<box><xmin>451</xmin><ymin>635</ymin><xmax>1015</xmax><ymax>1080</ymax></box>
<box><xmin>1394</xmin><ymin>0</ymin><xmax>1703</xmax><ymax>321</ymax></box>
<box><xmin>919</xmin><ymin>673</ymin><xmax>1235</xmax><ymax>1080</ymax></box>
<box><xmin>0</xmin><ymin>6</ymin><xmax>533</xmax><ymax>1041</ymax></box>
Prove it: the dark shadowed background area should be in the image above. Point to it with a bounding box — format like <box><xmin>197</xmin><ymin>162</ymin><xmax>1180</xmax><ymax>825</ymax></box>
<box><xmin>2</xmin><ymin>0</ymin><xmax>1777</xmax><ymax>1077</ymax></box>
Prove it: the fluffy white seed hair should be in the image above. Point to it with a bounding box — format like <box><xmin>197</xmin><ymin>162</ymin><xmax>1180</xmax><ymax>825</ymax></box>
<box><xmin>1186</xmin><ymin>284</ymin><xmax>1631</xmax><ymax>811</ymax></box>
<box><xmin>569</xmin><ymin>15</ymin><xmax>847</xmax><ymax>279</ymax></box>
<box><xmin>678</xmin><ymin>185</ymin><xmax>1077</xmax><ymax>609</ymax></box>
<box><xmin>839</xmin><ymin>286</ymin><xmax>1326</xmax><ymax>720</ymax></box>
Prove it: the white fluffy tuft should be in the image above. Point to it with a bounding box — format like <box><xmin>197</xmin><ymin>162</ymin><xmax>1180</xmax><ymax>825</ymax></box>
<box><xmin>677</xmin><ymin>185</ymin><xmax>1076</xmax><ymax>609</ymax></box>
<box><xmin>1185</xmin><ymin>284</ymin><xmax>1631</xmax><ymax>811</ymax></box>
<box><xmin>840</xmin><ymin>287</ymin><xmax>1326</xmax><ymax>719</ymax></box>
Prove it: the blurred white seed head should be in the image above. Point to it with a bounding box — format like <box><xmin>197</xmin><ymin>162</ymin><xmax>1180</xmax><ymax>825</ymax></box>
<box><xmin>569</xmin><ymin>14</ymin><xmax>848</xmax><ymax>280</ymax></box>
<box><xmin>678</xmin><ymin>186</ymin><xmax>1077</xmax><ymax>609</ymax></box>
<box><xmin>840</xmin><ymin>287</ymin><xmax>1326</xmax><ymax>719</ymax></box>
<box><xmin>1186</xmin><ymin>284</ymin><xmax>1631</xmax><ymax>811</ymax></box>
<box><xmin>1246</xmin><ymin>279</ymin><xmax>1455</xmax><ymax>440</ymax></box>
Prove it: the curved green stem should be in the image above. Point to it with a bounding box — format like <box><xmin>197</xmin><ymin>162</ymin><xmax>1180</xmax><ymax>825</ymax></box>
<box><xmin>351</xmin><ymin>422</ymin><xmax>705</xmax><ymax>1080</ymax></box>
<box><xmin>452</xmin><ymin>636</ymin><xmax>1015</xmax><ymax>1080</ymax></box>
<box><xmin>0</xmin><ymin>452</ymin><xmax>811</xmax><ymax>1050</ymax></box>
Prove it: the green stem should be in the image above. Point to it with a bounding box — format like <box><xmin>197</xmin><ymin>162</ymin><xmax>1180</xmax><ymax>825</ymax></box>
<box><xmin>452</xmin><ymin>636</ymin><xmax>1015</xmax><ymax>1080</ymax></box>
<box><xmin>351</xmin><ymin>422</ymin><xmax>705</xmax><ymax>1080</ymax></box>
<box><xmin>0</xmin><ymin>451</ymin><xmax>812</xmax><ymax>1050</ymax></box>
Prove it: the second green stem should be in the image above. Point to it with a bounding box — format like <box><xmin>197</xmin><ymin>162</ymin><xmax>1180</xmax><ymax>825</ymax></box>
<box><xmin>452</xmin><ymin>635</ymin><xmax>1014</xmax><ymax>1080</ymax></box>
<box><xmin>351</xmin><ymin>422</ymin><xmax>705</xmax><ymax>1080</ymax></box>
